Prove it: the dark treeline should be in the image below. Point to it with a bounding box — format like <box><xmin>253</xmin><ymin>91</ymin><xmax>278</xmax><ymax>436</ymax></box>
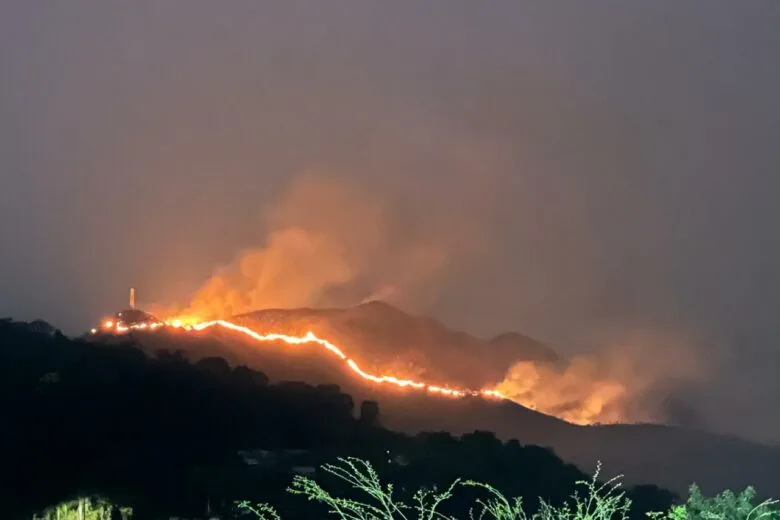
<box><xmin>0</xmin><ymin>318</ymin><xmax>675</xmax><ymax>519</ymax></box>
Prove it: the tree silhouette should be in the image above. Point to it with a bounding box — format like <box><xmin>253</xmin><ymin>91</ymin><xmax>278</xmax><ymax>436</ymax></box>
<box><xmin>359</xmin><ymin>400</ymin><xmax>381</xmax><ymax>428</ymax></box>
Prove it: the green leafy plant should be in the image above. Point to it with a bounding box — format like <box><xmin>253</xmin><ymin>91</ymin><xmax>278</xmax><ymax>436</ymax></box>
<box><xmin>287</xmin><ymin>456</ymin><xmax>460</xmax><ymax>520</ymax></box>
<box><xmin>235</xmin><ymin>500</ymin><xmax>283</xmax><ymax>520</ymax></box>
<box><xmin>237</xmin><ymin>458</ymin><xmax>635</xmax><ymax>520</ymax></box>
<box><xmin>647</xmin><ymin>484</ymin><xmax>780</xmax><ymax>520</ymax></box>
<box><xmin>32</xmin><ymin>497</ymin><xmax>132</xmax><ymax>520</ymax></box>
<box><xmin>236</xmin><ymin>456</ymin><xmax>461</xmax><ymax>519</ymax></box>
<box><xmin>646</xmin><ymin>504</ymin><xmax>687</xmax><ymax>520</ymax></box>
<box><xmin>464</xmin><ymin>461</ymin><xmax>631</xmax><ymax>520</ymax></box>
<box><xmin>461</xmin><ymin>480</ymin><xmax>528</xmax><ymax>520</ymax></box>
<box><xmin>235</xmin><ymin>457</ymin><xmax>779</xmax><ymax>520</ymax></box>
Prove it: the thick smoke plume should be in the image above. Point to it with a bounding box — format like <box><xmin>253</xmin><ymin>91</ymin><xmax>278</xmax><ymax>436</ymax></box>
<box><xmin>157</xmin><ymin>173</ymin><xmax>481</xmax><ymax>321</ymax></box>
<box><xmin>152</xmin><ymin>173</ymin><xmax>709</xmax><ymax>428</ymax></box>
<box><xmin>495</xmin><ymin>329</ymin><xmax>708</xmax><ymax>426</ymax></box>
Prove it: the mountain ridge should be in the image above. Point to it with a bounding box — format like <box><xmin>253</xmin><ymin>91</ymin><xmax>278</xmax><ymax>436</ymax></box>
<box><xmin>233</xmin><ymin>300</ymin><xmax>559</xmax><ymax>388</ymax></box>
<box><xmin>98</xmin><ymin>301</ymin><xmax>780</xmax><ymax>497</ymax></box>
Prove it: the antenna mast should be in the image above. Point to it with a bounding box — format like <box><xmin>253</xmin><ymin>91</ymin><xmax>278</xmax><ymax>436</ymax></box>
<box><xmin>129</xmin><ymin>288</ymin><xmax>135</xmax><ymax>309</ymax></box>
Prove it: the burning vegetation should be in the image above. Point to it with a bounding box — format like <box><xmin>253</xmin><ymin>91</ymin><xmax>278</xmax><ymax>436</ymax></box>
<box><xmin>95</xmin><ymin>286</ymin><xmax>701</xmax><ymax>427</ymax></box>
<box><xmin>113</xmin><ymin>176</ymin><xmax>703</xmax><ymax>428</ymax></box>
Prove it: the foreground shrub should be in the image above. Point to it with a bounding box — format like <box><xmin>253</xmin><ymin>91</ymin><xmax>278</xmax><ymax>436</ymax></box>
<box><xmin>236</xmin><ymin>457</ymin><xmax>633</xmax><ymax>519</ymax></box>
<box><xmin>32</xmin><ymin>497</ymin><xmax>132</xmax><ymax>520</ymax></box>
<box><xmin>237</xmin><ymin>457</ymin><xmax>780</xmax><ymax>519</ymax></box>
<box><xmin>649</xmin><ymin>484</ymin><xmax>780</xmax><ymax>520</ymax></box>
<box><xmin>465</xmin><ymin>463</ymin><xmax>631</xmax><ymax>519</ymax></box>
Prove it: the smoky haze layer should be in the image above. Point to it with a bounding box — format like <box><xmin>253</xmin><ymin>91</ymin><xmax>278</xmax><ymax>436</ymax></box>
<box><xmin>495</xmin><ymin>329</ymin><xmax>707</xmax><ymax>427</ymax></box>
<box><xmin>152</xmin><ymin>173</ymin><xmax>486</xmax><ymax>320</ymax></box>
<box><xmin>150</xmin><ymin>175</ymin><xmax>708</xmax><ymax>428</ymax></box>
<box><xmin>2</xmin><ymin>1</ymin><xmax>779</xmax><ymax>443</ymax></box>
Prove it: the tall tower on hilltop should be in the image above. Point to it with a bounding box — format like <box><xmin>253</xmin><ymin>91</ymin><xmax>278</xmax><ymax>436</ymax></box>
<box><xmin>90</xmin><ymin>287</ymin><xmax>163</xmax><ymax>334</ymax></box>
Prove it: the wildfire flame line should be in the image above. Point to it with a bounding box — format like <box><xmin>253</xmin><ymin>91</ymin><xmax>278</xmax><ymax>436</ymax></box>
<box><xmin>98</xmin><ymin>318</ymin><xmax>506</xmax><ymax>400</ymax></box>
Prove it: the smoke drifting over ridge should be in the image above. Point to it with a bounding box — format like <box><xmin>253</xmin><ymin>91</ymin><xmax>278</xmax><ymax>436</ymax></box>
<box><xmin>149</xmin><ymin>173</ymin><xmax>708</xmax><ymax>428</ymax></box>
<box><xmin>495</xmin><ymin>329</ymin><xmax>707</xmax><ymax>426</ymax></box>
<box><xmin>0</xmin><ymin>1</ymin><xmax>776</xmax><ymax>441</ymax></box>
<box><xmin>156</xmin><ymin>173</ymin><xmax>484</xmax><ymax>320</ymax></box>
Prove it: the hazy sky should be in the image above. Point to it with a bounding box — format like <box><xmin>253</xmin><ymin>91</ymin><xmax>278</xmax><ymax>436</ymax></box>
<box><xmin>1</xmin><ymin>1</ymin><xmax>779</xmax><ymax>442</ymax></box>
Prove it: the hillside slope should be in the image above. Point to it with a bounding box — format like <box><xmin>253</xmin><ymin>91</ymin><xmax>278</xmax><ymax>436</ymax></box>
<box><xmin>117</xmin><ymin>302</ymin><xmax>780</xmax><ymax>497</ymax></box>
<box><xmin>233</xmin><ymin>301</ymin><xmax>561</xmax><ymax>387</ymax></box>
<box><xmin>1</xmin><ymin>319</ymin><xmax>678</xmax><ymax>519</ymax></box>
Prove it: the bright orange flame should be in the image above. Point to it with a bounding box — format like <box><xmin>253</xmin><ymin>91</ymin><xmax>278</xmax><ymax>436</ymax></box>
<box><xmin>161</xmin><ymin>318</ymin><xmax>507</xmax><ymax>400</ymax></box>
<box><xmin>93</xmin><ymin>314</ymin><xmax>636</xmax><ymax>425</ymax></box>
<box><xmin>92</xmin><ymin>316</ymin><xmax>507</xmax><ymax>401</ymax></box>
<box><xmin>92</xmin><ymin>320</ymin><xmax>163</xmax><ymax>335</ymax></box>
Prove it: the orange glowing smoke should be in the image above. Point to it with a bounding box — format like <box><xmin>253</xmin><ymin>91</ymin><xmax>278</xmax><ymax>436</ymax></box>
<box><xmin>99</xmin><ymin>318</ymin><xmax>506</xmax><ymax>401</ymax></box>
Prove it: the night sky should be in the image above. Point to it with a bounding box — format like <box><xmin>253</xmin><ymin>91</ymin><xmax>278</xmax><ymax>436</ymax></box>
<box><xmin>1</xmin><ymin>2</ymin><xmax>779</xmax><ymax>442</ymax></box>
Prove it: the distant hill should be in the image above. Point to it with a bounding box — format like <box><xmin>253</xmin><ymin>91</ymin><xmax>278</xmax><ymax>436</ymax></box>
<box><xmin>100</xmin><ymin>302</ymin><xmax>780</xmax><ymax>498</ymax></box>
<box><xmin>375</xmin><ymin>395</ymin><xmax>780</xmax><ymax>500</ymax></box>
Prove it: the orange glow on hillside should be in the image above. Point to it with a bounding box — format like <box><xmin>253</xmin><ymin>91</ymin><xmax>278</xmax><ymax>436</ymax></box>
<box><xmin>93</xmin><ymin>314</ymin><xmax>642</xmax><ymax>425</ymax></box>
<box><xmin>96</xmin><ymin>317</ymin><xmax>507</xmax><ymax>401</ymax></box>
<box><xmin>187</xmin><ymin>319</ymin><xmax>505</xmax><ymax>400</ymax></box>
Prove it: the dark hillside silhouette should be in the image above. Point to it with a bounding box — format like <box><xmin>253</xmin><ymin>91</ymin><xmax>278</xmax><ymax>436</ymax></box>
<box><xmin>0</xmin><ymin>318</ymin><xmax>673</xmax><ymax>519</ymax></box>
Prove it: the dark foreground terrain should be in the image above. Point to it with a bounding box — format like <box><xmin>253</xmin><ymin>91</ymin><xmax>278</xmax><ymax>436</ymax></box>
<box><xmin>0</xmin><ymin>318</ymin><xmax>676</xmax><ymax>519</ymax></box>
